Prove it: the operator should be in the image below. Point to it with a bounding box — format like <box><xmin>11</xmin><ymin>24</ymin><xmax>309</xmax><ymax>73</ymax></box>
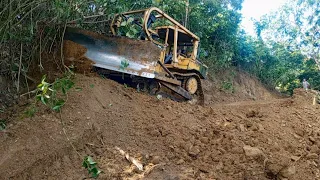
<box><xmin>302</xmin><ymin>79</ymin><xmax>310</xmax><ymax>91</ymax></box>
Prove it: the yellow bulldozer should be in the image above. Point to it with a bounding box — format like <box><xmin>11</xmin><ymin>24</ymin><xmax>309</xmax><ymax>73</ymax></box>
<box><xmin>63</xmin><ymin>7</ymin><xmax>208</xmax><ymax>104</ymax></box>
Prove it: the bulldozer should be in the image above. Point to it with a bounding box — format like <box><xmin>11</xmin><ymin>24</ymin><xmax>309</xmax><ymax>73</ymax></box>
<box><xmin>63</xmin><ymin>7</ymin><xmax>208</xmax><ymax>104</ymax></box>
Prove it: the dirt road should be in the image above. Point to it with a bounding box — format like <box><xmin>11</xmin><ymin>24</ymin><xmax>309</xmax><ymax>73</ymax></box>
<box><xmin>0</xmin><ymin>74</ymin><xmax>319</xmax><ymax>179</ymax></box>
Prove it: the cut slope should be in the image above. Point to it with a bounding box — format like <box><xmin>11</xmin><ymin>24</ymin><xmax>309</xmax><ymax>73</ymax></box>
<box><xmin>0</xmin><ymin>74</ymin><xmax>319</xmax><ymax>180</ymax></box>
<box><xmin>203</xmin><ymin>70</ymin><xmax>277</xmax><ymax>105</ymax></box>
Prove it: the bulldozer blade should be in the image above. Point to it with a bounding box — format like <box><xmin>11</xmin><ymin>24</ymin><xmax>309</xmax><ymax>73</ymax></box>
<box><xmin>63</xmin><ymin>27</ymin><xmax>162</xmax><ymax>78</ymax></box>
<box><xmin>160</xmin><ymin>82</ymin><xmax>192</xmax><ymax>100</ymax></box>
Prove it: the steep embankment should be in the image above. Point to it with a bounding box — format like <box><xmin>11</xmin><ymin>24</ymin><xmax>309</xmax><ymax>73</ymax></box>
<box><xmin>203</xmin><ymin>70</ymin><xmax>277</xmax><ymax>105</ymax></box>
<box><xmin>0</xmin><ymin>74</ymin><xmax>319</xmax><ymax>180</ymax></box>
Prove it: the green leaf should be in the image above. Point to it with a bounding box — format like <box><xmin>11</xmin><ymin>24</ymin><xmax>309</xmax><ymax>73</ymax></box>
<box><xmin>120</xmin><ymin>21</ymin><xmax>127</xmax><ymax>26</ymax></box>
<box><xmin>40</xmin><ymin>95</ymin><xmax>47</xmax><ymax>105</ymax></box>
<box><xmin>90</xmin><ymin>84</ymin><xmax>95</xmax><ymax>88</ymax></box>
<box><xmin>86</xmin><ymin>156</ymin><xmax>97</xmax><ymax>165</ymax></box>
<box><xmin>127</xmin><ymin>17</ymin><xmax>134</xmax><ymax>24</ymax></box>
<box><xmin>52</xmin><ymin>99</ymin><xmax>65</xmax><ymax>111</ymax></box>
<box><xmin>0</xmin><ymin>121</ymin><xmax>6</xmax><ymax>131</ymax></box>
<box><xmin>62</xmin><ymin>87</ymin><xmax>66</xmax><ymax>95</ymax></box>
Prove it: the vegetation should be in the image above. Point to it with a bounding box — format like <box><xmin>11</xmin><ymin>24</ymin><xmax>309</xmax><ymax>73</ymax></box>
<box><xmin>82</xmin><ymin>156</ymin><xmax>102</xmax><ymax>178</ymax></box>
<box><xmin>24</xmin><ymin>71</ymin><xmax>75</xmax><ymax>117</ymax></box>
<box><xmin>236</xmin><ymin>0</ymin><xmax>320</xmax><ymax>94</ymax></box>
<box><xmin>0</xmin><ymin>0</ymin><xmax>319</xmax><ymax>98</ymax></box>
<box><xmin>0</xmin><ymin>120</ymin><xmax>6</xmax><ymax>131</ymax></box>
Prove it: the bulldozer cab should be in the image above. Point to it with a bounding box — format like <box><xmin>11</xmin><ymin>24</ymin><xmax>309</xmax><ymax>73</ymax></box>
<box><xmin>111</xmin><ymin>7</ymin><xmax>207</xmax><ymax>78</ymax></box>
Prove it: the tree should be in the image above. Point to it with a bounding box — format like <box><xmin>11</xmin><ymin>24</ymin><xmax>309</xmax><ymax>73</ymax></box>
<box><xmin>258</xmin><ymin>0</ymin><xmax>320</xmax><ymax>70</ymax></box>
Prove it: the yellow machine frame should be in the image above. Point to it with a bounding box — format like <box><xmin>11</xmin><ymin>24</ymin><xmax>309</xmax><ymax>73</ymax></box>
<box><xmin>110</xmin><ymin>7</ymin><xmax>207</xmax><ymax>79</ymax></box>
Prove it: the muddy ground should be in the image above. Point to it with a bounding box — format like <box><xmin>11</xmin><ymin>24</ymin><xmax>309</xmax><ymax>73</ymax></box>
<box><xmin>0</xmin><ymin>74</ymin><xmax>319</xmax><ymax>180</ymax></box>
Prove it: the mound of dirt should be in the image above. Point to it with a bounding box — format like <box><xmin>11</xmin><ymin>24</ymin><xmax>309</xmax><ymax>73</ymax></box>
<box><xmin>203</xmin><ymin>70</ymin><xmax>278</xmax><ymax>105</ymax></box>
<box><xmin>0</xmin><ymin>74</ymin><xmax>320</xmax><ymax>180</ymax></box>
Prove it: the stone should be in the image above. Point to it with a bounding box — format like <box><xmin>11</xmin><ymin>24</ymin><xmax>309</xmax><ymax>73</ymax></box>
<box><xmin>238</xmin><ymin>124</ymin><xmax>245</xmax><ymax>132</ymax></box>
<box><xmin>243</xmin><ymin>145</ymin><xmax>264</xmax><ymax>157</ymax></box>
<box><xmin>199</xmin><ymin>164</ymin><xmax>211</xmax><ymax>173</ymax></box>
<box><xmin>309</xmin><ymin>136</ymin><xmax>316</xmax><ymax>143</ymax></box>
<box><xmin>151</xmin><ymin>156</ymin><xmax>161</xmax><ymax>164</ymax></box>
<box><xmin>200</xmin><ymin>137</ymin><xmax>209</xmax><ymax>144</ymax></box>
<box><xmin>310</xmin><ymin>145</ymin><xmax>320</xmax><ymax>154</ymax></box>
<box><xmin>188</xmin><ymin>146</ymin><xmax>201</xmax><ymax>157</ymax></box>
<box><xmin>306</xmin><ymin>153</ymin><xmax>318</xmax><ymax>159</ymax></box>
<box><xmin>280</xmin><ymin>165</ymin><xmax>296</xmax><ymax>178</ymax></box>
<box><xmin>246</xmin><ymin>109</ymin><xmax>259</xmax><ymax>118</ymax></box>
<box><xmin>295</xmin><ymin>129</ymin><xmax>304</xmax><ymax>137</ymax></box>
<box><xmin>265</xmin><ymin>155</ymin><xmax>291</xmax><ymax>177</ymax></box>
<box><xmin>176</xmin><ymin>159</ymin><xmax>185</xmax><ymax>165</ymax></box>
<box><xmin>290</xmin><ymin>155</ymin><xmax>300</xmax><ymax>161</ymax></box>
<box><xmin>251</xmin><ymin>124</ymin><xmax>259</xmax><ymax>131</ymax></box>
<box><xmin>258</xmin><ymin>124</ymin><xmax>264</xmax><ymax>131</ymax></box>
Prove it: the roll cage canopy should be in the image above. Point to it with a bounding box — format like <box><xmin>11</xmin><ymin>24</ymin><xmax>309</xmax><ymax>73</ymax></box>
<box><xmin>110</xmin><ymin>7</ymin><xmax>200</xmax><ymax>61</ymax></box>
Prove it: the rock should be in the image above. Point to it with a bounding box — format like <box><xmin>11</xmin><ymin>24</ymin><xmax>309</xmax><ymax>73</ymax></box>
<box><xmin>290</xmin><ymin>155</ymin><xmax>300</xmax><ymax>161</ymax></box>
<box><xmin>176</xmin><ymin>159</ymin><xmax>185</xmax><ymax>165</ymax></box>
<box><xmin>309</xmin><ymin>136</ymin><xmax>316</xmax><ymax>143</ymax></box>
<box><xmin>151</xmin><ymin>156</ymin><xmax>161</xmax><ymax>164</ymax></box>
<box><xmin>199</xmin><ymin>164</ymin><xmax>211</xmax><ymax>173</ymax></box>
<box><xmin>310</xmin><ymin>145</ymin><xmax>320</xmax><ymax>154</ymax></box>
<box><xmin>160</xmin><ymin>114</ymin><xmax>165</xmax><ymax>118</ymax></box>
<box><xmin>150</xmin><ymin>129</ymin><xmax>161</xmax><ymax>137</ymax></box>
<box><xmin>245</xmin><ymin>120</ymin><xmax>253</xmax><ymax>128</ymax></box>
<box><xmin>200</xmin><ymin>137</ymin><xmax>209</xmax><ymax>144</ymax></box>
<box><xmin>246</xmin><ymin>109</ymin><xmax>259</xmax><ymax>118</ymax></box>
<box><xmin>265</xmin><ymin>155</ymin><xmax>291</xmax><ymax>177</ymax></box>
<box><xmin>251</xmin><ymin>124</ymin><xmax>259</xmax><ymax>131</ymax></box>
<box><xmin>243</xmin><ymin>145</ymin><xmax>264</xmax><ymax>157</ymax></box>
<box><xmin>166</xmin><ymin>106</ymin><xmax>172</xmax><ymax>110</ymax></box>
<box><xmin>86</xmin><ymin>116</ymin><xmax>90</xmax><ymax>120</ymax></box>
<box><xmin>258</xmin><ymin>124</ymin><xmax>264</xmax><ymax>131</ymax></box>
<box><xmin>306</xmin><ymin>153</ymin><xmax>318</xmax><ymax>159</ymax></box>
<box><xmin>238</xmin><ymin>124</ymin><xmax>245</xmax><ymax>132</ymax></box>
<box><xmin>188</xmin><ymin>146</ymin><xmax>201</xmax><ymax>158</ymax></box>
<box><xmin>295</xmin><ymin>129</ymin><xmax>304</xmax><ymax>137</ymax></box>
<box><xmin>280</xmin><ymin>165</ymin><xmax>296</xmax><ymax>178</ymax></box>
<box><xmin>293</xmin><ymin>133</ymin><xmax>301</xmax><ymax>139</ymax></box>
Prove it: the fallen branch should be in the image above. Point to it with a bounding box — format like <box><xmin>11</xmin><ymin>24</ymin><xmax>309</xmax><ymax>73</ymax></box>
<box><xmin>115</xmin><ymin>146</ymin><xmax>143</xmax><ymax>171</ymax></box>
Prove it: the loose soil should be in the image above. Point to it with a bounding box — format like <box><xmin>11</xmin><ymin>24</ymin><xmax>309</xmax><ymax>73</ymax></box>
<box><xmin>1</xmin><ymin>74</ymin><xmax>320</xmax><ymax>180</ymax></box>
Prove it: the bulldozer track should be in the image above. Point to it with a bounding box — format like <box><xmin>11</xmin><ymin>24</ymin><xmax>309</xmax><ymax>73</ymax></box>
<box><xmin>172</xmin><ymin>72</ymin><xmax>204</xmax><ymax>105</ymax></box>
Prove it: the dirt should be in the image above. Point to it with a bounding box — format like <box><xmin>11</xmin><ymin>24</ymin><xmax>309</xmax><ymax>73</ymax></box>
<box><xmin>1</xmin><ymin>73</ymin><xmax>320</xmax><ymax>180</ymax></box>
<box><xmin>203</xmin><ymin>70</ymin><xmax>278</xmax><ymax>105</ymax></box>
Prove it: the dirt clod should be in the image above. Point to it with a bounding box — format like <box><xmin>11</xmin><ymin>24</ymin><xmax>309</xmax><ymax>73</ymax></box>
<box><xmin>306</xmin><ymin>153</ymin><xmax>318</xmax><ymax>159</ymax></box>
<box><xmin>188</xmin><ymin>146</ymin><xmax>201</xmax><ymax>158</ymax></box>
<box><xmin>243</xmin><ymin>145</ymin><xmax>264</xmax><ymax>157</ymax></box>
<box><xmin>280</xmin><ymin>165</ymin><xmax>296</xmax><ymax>178</ymax></box>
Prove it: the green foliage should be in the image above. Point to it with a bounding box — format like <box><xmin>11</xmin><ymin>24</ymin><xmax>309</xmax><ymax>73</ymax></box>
<box><xmin>119</xmin><ymin>59</ymin><xmax>130</xmax><ymax>70</ymax></box>
<box><xmin>82</xmin><ymin>156</ymin><xmax>102</xmax><ymax>179</ymax></box>
<box><xmin>0</xmin><ymin>120</ymin><xmax>6</xmax><ymax>131</ymax></box>
<box><xmin>117</xmin><ymin>17</ymin><xmax>142</xmax><ymax>38</ymax></box>
<box><xmin>221</xmin><ymin>80</ymin><xmax>235</xmax><ymax>93</ymax></box>
<box><xmin>233</xmin><ymin>0</ymin><xmax>320</xmax><ymax>95</ymax></box>
<box><xmin>35</xmin><ymin>72</ymin><xmax>75</xmax><ymax>112</ymax></box>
